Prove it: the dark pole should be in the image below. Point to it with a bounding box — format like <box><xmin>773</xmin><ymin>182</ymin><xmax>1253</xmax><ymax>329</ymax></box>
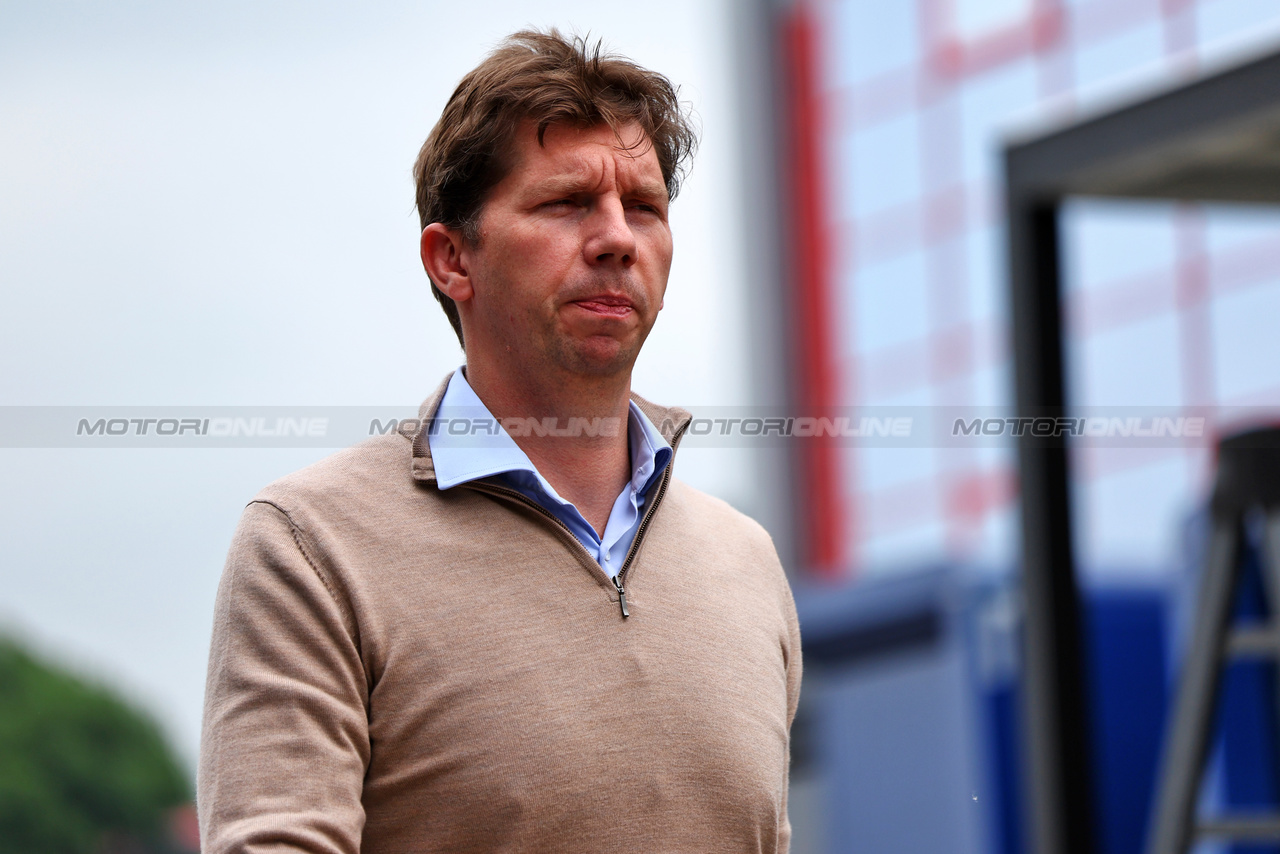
<box><xmin>1006</xmin><ymin>193</ymin><xmax>1097</xmax><ymax>854</ymax></box>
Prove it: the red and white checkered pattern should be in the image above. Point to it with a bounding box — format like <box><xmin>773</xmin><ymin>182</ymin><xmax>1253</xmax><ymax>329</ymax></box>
<box><xmin>798</xmin><ymin>0</ymin><xmax>1280</xmax><ymax>578</ymax></box>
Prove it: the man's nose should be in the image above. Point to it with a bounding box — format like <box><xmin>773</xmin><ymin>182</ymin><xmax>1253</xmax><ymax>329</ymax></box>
<box><xmin>584</xmin><ymin>197</ymin><xmax>637</xmax><ymax>266</ymax></box>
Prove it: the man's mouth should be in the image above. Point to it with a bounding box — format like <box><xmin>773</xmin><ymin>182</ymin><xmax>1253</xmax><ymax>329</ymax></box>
<box><xmin>571</xmin><ymin>295</ymin><xmax>634</xmax><ymax>318</ymax></box>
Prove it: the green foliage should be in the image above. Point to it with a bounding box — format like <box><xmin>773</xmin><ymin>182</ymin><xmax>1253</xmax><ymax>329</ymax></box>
<box><xmin>0</xmin><ymin>637</ymin><xmax>192</xmax><ymax>854</ymax></box>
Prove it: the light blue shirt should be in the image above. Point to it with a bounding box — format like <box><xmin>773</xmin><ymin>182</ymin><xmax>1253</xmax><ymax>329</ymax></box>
<box><xmin>428</xmin><ymin>369</ymin><xmax>672</xmax><ymax>578</ymax></box>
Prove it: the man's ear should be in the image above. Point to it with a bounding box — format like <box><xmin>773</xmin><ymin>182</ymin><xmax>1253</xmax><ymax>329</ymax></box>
<box><xmin>420</xmin><ymin>223</ymin><xmax>475</xmax><ymax>304</ymax></box>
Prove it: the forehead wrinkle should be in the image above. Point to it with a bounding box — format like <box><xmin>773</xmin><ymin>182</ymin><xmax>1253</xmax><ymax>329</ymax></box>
<box><xmin>612</xmin><ymin>152</ymin><xmax>667</xmax><ymax>200</ymax></box>
<box><xmin>507</xmin><ymin>122</ymin><xmax>667</xmax><ymax>206</ymax></box>
<box><xmin>537</xmin><ymin>144</ymin><xmax>663</xmax><ymax>199</ymax></box>
<box><xmin>563</xmin><ymin>145</ymin><xmax>615</xmax><ymax>195</ymax></box>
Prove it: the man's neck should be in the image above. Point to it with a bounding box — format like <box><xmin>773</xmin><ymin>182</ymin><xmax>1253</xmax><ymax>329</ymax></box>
<box><xmin>464</xmin><ymin>363</ymin><xmax>633</xmax><ymax>537</ymax></box>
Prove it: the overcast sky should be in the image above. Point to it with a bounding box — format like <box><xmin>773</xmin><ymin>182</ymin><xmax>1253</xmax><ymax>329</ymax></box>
<box><xmin>0</xmin><ymin>0</ymin><xmax>760</xmax><ymax>772</ymax></box>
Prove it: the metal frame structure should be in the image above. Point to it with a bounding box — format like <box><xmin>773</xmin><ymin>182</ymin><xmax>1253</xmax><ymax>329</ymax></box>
<box><xmin>1004</xmin><ymin>46</ymin><xmax>1280</xmax><ymax>854</ymax></box>
<box><xmin>1148</xmin><ymin>428</ymin><xmax>1280</xmax><ymax>853</ymax></box>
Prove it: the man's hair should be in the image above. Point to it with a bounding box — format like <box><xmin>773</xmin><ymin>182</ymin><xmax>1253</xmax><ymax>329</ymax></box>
<box><xmin>413</xmin><ymin>29</ymin><xmax>699</xmax><ymax>347</ymax></box>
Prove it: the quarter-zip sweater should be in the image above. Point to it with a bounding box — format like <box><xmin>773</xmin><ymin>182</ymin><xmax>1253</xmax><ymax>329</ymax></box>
<box><xmin>198</xmin><ymin>377</ymin><xmax>803</xmax><ymax>854</ymax></box>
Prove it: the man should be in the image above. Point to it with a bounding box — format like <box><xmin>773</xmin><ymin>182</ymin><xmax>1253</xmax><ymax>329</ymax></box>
<box><xmin>198</xmin><ymin>30</ymin><xmax>801</xmax><ymax>854</ymax></box>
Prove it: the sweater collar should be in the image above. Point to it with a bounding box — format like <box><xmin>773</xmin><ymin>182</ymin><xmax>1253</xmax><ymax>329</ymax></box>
<box><xmin>409</xmin><ymin>370</ymin><xmax>692</xmax><ymax>485</ymax></box>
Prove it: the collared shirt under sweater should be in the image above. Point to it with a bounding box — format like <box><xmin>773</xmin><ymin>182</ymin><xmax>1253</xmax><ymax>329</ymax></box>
<box><xmin>198</xmin><ymin>375</ymin><xmax>803</xmax><ymax>854</ymax></box>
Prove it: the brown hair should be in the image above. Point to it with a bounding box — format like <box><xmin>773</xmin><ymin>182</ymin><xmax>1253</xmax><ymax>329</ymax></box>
<box><xmin>413</xmin><ymin>29</ymin><xmax>698</xmax><ymax>347</ymax></box>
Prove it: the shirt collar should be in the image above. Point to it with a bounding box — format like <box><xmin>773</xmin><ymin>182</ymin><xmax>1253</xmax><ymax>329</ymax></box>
<box><xmin>428</xmin><ymin>367</ymin><xmax>672</xmax><ymax>495</ymax></box>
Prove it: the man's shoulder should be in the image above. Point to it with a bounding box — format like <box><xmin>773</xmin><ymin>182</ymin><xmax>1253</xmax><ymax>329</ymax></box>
<box><xmin>662</xmin><ymin>477</ymin><xmax>780</xmax><ymax>559</ymax></box>
<box><xmin>250</xmin><ymin>432</ymin><xmax>416</xmax><ymax>520</ymax></box>
<box><xmin>251</xmin><ymin>375</ymin><xmax>452</xmax><ymax>513</ymax></box>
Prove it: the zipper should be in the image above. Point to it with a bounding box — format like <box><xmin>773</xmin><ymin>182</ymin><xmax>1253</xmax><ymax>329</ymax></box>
<box><xmin>459</xmin><ymin>418</ymin><xmax>691</xmax><ymax>619</ymax></box>
<box><xmin>612</xmin><ymin>575</ymin><xmax>629</xmax><ymax>618</ymax></box>
<box><xmin>613</xmin><ymin>420</ymin><xmax>690</xmax><ymax>600</ymax></box>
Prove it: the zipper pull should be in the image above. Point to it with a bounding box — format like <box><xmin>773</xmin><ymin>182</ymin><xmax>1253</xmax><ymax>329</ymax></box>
<box><xmin>612</xmin><ymin>575</ymin><xmax>629</xmax><ymax>619</ymax></box>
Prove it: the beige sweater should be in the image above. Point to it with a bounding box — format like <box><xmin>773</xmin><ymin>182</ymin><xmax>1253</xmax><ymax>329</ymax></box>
<box><xmin>198</xmin><ymin>379</ymin><xmax>802</xmax><ymax>853</ymax></box>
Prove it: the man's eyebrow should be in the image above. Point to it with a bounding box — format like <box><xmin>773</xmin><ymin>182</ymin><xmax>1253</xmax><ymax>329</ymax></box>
<box><xmin>628</xmin><ymin>181</ymin><xmax>669</xmax><ymax>202</ymax></box>
<box><xmin>528</xmin><ymin>176</ymin><xmax>588</xmax><ymax>197</ymax></box>
<box><xmin>527</xmin><ymin>175</ymin><xmax>668</xmax><ymax>203</ymax></box>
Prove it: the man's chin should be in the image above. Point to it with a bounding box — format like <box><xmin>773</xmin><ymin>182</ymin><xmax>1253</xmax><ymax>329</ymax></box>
<box><xmin>556</xmin><ymin>337</ymin><xmax>639</xmax><ymax>378</ymax></box>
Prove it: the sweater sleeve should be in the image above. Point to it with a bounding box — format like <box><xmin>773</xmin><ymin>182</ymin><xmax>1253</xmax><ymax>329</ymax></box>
<box><xmin>198</xmin><ymin>500</ymin><xmax>370</xmax><ymax>854</ymax></box>
<box><xmin>778</xmin><ymin>579</ymin><xmax>803</xmax><ymax>854</ymax></box>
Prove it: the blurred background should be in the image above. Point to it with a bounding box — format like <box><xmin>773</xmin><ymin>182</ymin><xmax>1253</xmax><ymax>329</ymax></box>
<box><xmin>3</xmin><ymin>0</ymin><xmax>1280</xmax><ymax>852</ymax></box>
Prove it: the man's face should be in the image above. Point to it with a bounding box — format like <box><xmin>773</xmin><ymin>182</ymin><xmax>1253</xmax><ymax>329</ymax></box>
<box><xmin>460</xmin><ymin>120</ymin><xmax>672</xmax><ymax>382</ymax></box>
